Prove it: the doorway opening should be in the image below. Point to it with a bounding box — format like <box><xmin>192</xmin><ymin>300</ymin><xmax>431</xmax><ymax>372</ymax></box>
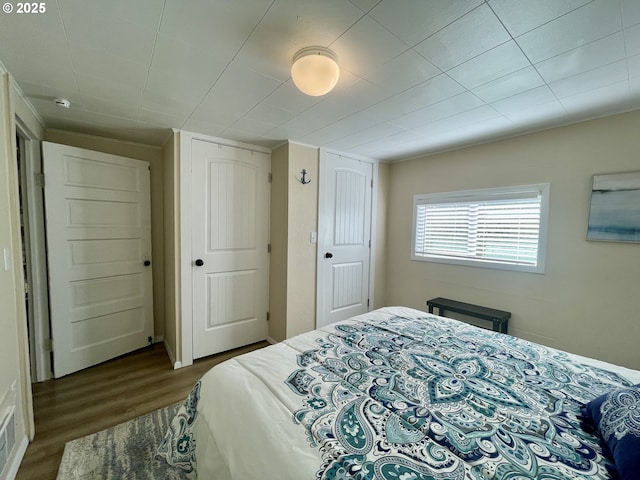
<box><xmin>15</xmin><ymin>119</ymin><xmax>52</xmax><ymax>382</ymax></box>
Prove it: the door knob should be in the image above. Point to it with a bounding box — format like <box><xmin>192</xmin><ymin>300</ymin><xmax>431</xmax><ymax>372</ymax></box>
<box><xmin>325</xmin><ymin>252</ymin><xmax>333</xmax><ymax>259</ymax></box>
<box><xmin>195</xmin><ymin>259</ymin><xmax>204</xmax><ymax>267</ymax></box>
<box><xmin>144</xmin><ymin>260</ymin><xmax>151</xmax><ymax>266</ymax></box>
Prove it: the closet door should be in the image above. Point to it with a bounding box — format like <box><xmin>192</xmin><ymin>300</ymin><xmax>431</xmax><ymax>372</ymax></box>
<box><xmin>190</xmin><ymin>139</ymin><xmax>269</xmax><ymax>359</ymax></box>
<box><xmin>317</xmin><ymin>152</ymin><xmax>372</xmax><ymax>328</ymax></box>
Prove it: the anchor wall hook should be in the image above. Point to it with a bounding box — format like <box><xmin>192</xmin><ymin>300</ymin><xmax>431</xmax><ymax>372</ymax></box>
<box><xmin>298</xmin><ymin>169</ymin><xmax>311</xmax><ymax>184</ymax></box>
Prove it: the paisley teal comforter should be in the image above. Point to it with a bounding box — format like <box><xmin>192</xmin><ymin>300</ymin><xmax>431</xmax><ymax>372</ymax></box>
<box><xmin>159</xmin><ymin>307</ymin><xmax>640</xmax><ymax>479</ymax></box>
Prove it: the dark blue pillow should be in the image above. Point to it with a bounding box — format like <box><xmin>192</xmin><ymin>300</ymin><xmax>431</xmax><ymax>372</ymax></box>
<box><xmin>582</xmin><ymin>384</ymin><xmax>640</xmax><ymax>480</ymax></box>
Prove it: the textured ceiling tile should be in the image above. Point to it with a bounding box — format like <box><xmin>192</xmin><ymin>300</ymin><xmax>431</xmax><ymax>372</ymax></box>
<box><xmin>369</xmin><ymin>0</ymin><xmax>483</xmax><ymax>47</ymax></box>
<box><xmin>516</xmin><ymin>0</ymin><xmax>622</xmax><ymax>64</ymax></box>
<box><xmin>330</xmin><ymin>15</ymin><xmax>408</xmax><ymax>77</ymax></box>
<box><xmin>363</xmin><ymin>49</ymin><xmax>440</xmax><ymax>95</ymax></box>
<box><xmin>472</xmin><ymin>67</ymin><xmax>545</xmax><ymax>104</ymax></box>
<box><xmin>491</xmin><ymin>85</ymin><xmax>558</xmax><ymax>116</ymax></box>
<box><xmin>414</xmin><ymin>4</ymin><xmax>511</xmax><ymax>71</ymax></box>
<box><xmin>259</xmin><ymin>0</ymin><xmax>364</xmax><ymax>47</ymax></box>
<box><xmin>535</xmin><ymin>33</ymin><xmax>626</xmax><ymax>84</ymax></box>
<box><xmin>230</xmin><ymin>26</ymin><xmax>299</xmax><ymax>83</ymax></box>
<box><xmin>550</xmin><ymin>61</ymin><xmax>629</xmax><ymax>99</ymax></box>
<box><xmin>160</xmin><ymin>0</ymin><xmax>271</xmax><ymax>62</ymax></box>
<box><xmin>622</xmin><ymin>0</ymin><xmax>640</xmax><ymax>28</ymax></box>
<box><xmin>1</xmin><ymin>0</ymin><xmax>638</xmax><ymax>158</ymax></box>
<box><xmin>489</xmin><ymin>0</ymin><xmax>592</xmax><ymax>37</ymax></box>
<box><xmin>59</xmin><ymin>0</ymin><xmax>157</xmax><ymax>65</ymax></box>
<box><xmin>391</xmin><ymin>92</ymin><xmax>485</xmax><ymax>130</ymax></box>
<box><xmin>447</xmin><ymin>41</ymin><xmax>531</xmax><ymax>90</ymax></box>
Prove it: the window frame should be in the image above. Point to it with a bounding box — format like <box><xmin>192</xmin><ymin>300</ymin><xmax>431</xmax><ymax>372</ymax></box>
<box><xmin>411</xmin><ymin>183</ymin><xmax>550</xmax><ymax>274</ymax></box>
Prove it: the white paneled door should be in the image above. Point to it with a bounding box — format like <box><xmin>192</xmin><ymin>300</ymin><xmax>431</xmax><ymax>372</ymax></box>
<box><xmin>43</xmin><ymin>142</ymin><xmax>153</xmax><ymax>378</ymax></box>
<box><xmin>317</xmin><ymin>152</ymin><xmax>373</xmax><ymax>328</ymax></box>
<box><xmin>191</xmin><ymin>140</ymin><xmax>269</xmax><ymax>359</ymax></box>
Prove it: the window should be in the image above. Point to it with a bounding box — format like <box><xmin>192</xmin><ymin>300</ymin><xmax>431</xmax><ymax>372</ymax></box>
<box><xmin>412</xmin><ymin>183</ymin><xmax>550</xmax><ymax>273</ymax></box>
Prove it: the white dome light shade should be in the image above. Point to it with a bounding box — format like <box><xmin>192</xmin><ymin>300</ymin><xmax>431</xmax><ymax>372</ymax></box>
<box><xmin>291</xmin><ymin>47</ymin><xmax>340</xmax><ymax>96</ymax></box>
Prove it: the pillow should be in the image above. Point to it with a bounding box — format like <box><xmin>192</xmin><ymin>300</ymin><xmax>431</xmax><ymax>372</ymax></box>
<box><xmin>582</xmin><ymin>384</ymin><xmax>640</xmax><ymax>480</ymax></box>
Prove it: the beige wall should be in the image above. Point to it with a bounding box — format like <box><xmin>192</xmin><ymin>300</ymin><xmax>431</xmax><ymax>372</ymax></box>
<box><xmin>385</xmin><ymin>110</ymin><xmax>640</xmax><ymax>369</ymax></box>
<box><xmin>268</xmin><ymin>144</ymin><xmax>289</xmax><ymax>342</ymax></box>
<box><xmin>162</xmin><ymin>131</ymin><xmax>180</xmax><ymax>365</ymax></box>
<box><xmin>45</xmin><ymin>129</ymin><xmax>167</xmax><ymax>339</ymax></box>
<box><xmin>286</xmin><ymin>143</ymin><xmax>319</xmax><ymax>337</ymax></box>
<box><xmin>269</xmin><ymin>144</ymin><xmax>387</xmax><ymax>339</ymax></box>
<box><xmin>268</xmin><ymin>142</ymin><xmax>319</xmax><ymax>341</ymax></box>
<box><xmin>373</xmin><ymin>161</ymin><xmax>389</xmax><ymax>309</ymax></box>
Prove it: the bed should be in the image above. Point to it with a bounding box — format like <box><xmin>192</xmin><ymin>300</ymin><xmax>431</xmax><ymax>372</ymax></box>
<box><xmin>158</xmin><ymin>306</ymin><xmax>640</xmax><ymax>479</ymax></box>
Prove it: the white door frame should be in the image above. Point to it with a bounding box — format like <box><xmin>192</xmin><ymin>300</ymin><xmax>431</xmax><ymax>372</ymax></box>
<box><xmin>15</xmin><ymin>116</ymin><xmax>51</xmax><ymax>382</ymax></box>
<box><xmin>179</xmin><ymin>131</ymin><xmax>271</xmax><ymax>368</ymax></box>
<box><xmin>316</xmin><ymin>148</ymin><xmax>379</xmax><ymax>326</ymax></box>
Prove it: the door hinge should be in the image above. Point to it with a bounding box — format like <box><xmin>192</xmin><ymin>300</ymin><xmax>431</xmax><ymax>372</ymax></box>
<box><xmin>368</xmin><ymin>239</ymin><xmax>371</xmax><ymax>248</ymax></box>
<box><xmin>34</xmin><ymin>172</ymin><xmax>45</xmax><ymax>187</ymax></box>
<box><xmin>371</xmin><ymin>179</ymin><xmax>373</xmax><ymax>188</ymax></box>
<box><xmin>367</xmin><ymin>298</ymin><xmax>370</xmax><ymax>308</ymax></box>
<box><xmin>268</xmin><ymin>173</ymin><xmax>272</xmax><ymax>183</ymax></box>
<box><xmin>266</xmin><ymin>311</ymin><xmax>270</xmax><ymax>321</ymax></box>
<box><xmin>267</xmin><ymin>243</ymin><xmax>271</xmax><ymax>253</ymax></box>
<box><xmin>43</xmin><ymin>338</ymin><xmax>53</xmax><ymax>352</ymax></box>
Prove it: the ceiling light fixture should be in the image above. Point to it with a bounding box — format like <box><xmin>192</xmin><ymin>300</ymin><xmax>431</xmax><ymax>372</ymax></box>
<box><xmin>291</xmin><ymin>46</ymin><xmax>340</xmax><ymax>96</ymax></box>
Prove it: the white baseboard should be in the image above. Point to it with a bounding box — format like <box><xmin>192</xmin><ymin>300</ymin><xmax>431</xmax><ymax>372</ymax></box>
<box><xmin>266</xmin><ymin>336</ymin><xmax>278</xmax><ymax>345</ymax></box>
<box><xmin>153</xmin><ymin>335</ymin><xmax>164</xmax><ymax>344</ymax></box>
<box><xmin>4</xmin><ymin>436</ymin><xmax>28</xmax><ymax>480</ymax></box>
<box><xmin>163</xmin><ymin>339</ymin><xmax>182</xmax><ymax>370</ymax></box>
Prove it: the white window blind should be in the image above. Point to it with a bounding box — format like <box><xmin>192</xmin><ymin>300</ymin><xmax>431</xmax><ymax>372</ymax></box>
<box><xmin>412</xmin><ymin>184</ymin><xmax>550</xmax><ymax>273</ymax></box>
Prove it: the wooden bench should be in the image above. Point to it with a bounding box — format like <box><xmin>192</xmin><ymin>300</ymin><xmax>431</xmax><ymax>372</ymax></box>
<box><xmin>426</xmin><ymin>297</ymin><xmax>510</xmax><ymax>334</ymax></box>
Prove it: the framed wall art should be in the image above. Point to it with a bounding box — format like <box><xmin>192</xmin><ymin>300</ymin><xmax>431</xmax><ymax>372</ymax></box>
<box><xmin>587</xmin><ymin>171</ymin><xmax>640</xmax><ymax>243</ymax></box>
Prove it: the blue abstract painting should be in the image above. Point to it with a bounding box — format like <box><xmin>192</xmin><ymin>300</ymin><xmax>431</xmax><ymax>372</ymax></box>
<box><xmin>587</xmin><ymin>171</ymin><xmax>640</xmax><ymax>243</ymax></box>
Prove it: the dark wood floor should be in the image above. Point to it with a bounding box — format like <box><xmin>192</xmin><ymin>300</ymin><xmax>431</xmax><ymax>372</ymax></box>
<box><xmin>17</xmin><ymin>341</ymin><xmax>268</xmax><ymax>480</ymax></box>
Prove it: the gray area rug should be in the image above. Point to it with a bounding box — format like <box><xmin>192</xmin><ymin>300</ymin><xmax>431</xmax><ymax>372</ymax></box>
<box><xmin>57</xmin><ymin>403</ymin><xmax>194</xmax><ymax>480</ymax></box>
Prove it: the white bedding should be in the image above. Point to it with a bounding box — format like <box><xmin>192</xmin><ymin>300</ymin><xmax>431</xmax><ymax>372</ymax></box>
<box><xmin>159</xmin><ymin>306</ymin><xmax>640</xmax><ymax>479</ymax></box>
